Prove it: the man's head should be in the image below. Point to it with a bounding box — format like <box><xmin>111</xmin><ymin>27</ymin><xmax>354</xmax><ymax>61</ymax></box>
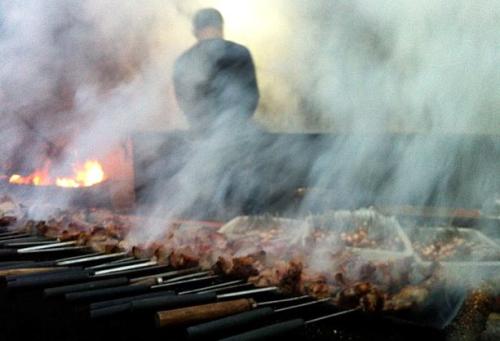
<box><xmin>193</xmin><ymin>8</ymin><xmax>224</xmax><ymax>41</ymax></box>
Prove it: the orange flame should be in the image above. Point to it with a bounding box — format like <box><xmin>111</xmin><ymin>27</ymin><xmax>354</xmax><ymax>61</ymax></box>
<box><xmin>56</xmin><ymin>161</ymin><xmax>105</xmax><ymax>188</ymax></box>
<box><xmin>8</xmin><ymin>160</ymin><xmax>106</xmax><ymax>188</ymax></box>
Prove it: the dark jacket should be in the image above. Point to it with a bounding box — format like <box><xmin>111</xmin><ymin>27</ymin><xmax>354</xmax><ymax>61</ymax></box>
<box><xmin>173</xmin><ymin>38</ymin><xmax>259</xmax><ymax>131</ymax></box>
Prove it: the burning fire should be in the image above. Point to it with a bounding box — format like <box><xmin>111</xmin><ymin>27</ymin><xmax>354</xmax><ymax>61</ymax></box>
<box><xmin>8</xmin><ymin>160</ymin><xmax>106</xmax><ymax>188</ymax></box>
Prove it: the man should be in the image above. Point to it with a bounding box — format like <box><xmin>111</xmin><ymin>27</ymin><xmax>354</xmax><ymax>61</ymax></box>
<box><xmin>173</xmin><ymin>8</ymin><xmax>260</xmax><ymax>133</ymax></box>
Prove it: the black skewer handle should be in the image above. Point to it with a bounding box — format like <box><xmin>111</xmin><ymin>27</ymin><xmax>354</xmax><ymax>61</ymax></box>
<box><xmin>130</xmin><ymin>292</ymin><xmax>217</xmax><ymax>312</ymax></box>
<box><xmin>0</xmin><ymin>261</ymin><xmax>36</xmax><ymax>270</ymax></box>
<box><xmin>64</xmin><ymin>283</ymin><xmax>151</xmax><ymax>302</ymax></box>
<box><xmin>90</xmin><ymin>290</ymin><xmax>176</xmax><ymax>310</ymax></box>
<box><xmin>0</xmin><ymin>237</ymin><xmax>49</xmax><ymax>246</ymax></box>
<box><xmin>0</xmin><ymin>260</ymin><xmax>59</xmax><ymax>270</ymax></box>
<box><xmin>90</xmin><ymin>290</ymin><xmax>200</xmax><ymax>319</ymax></box>
<box><xmin>6</xmin><ymin>269</ymin><xmax>91</xmax><ymax>289</ymax></box>
<box><xmin>219</xmin><ymin>319</ymin><xmax>305</xmax><ymax>341</ymax></box>
<box><xmin>4</xmin><ymin>266</ymin><xmax>84</xmax><ymax>280</ymax></box>
<box><xmin>0</xmin><ymin>249</ymin><xmax>18</xmax><ymax>257</ymax></box>
<box><xmin>90</xmin><ymin>302</ymin><xmax>131</xmax><ymax>319</ymax></box>
<box><xmin>44</xmin><ymin>277</ymin><xmax>130</xmax><ymax>298</ymax></box>
<box><xmin>186</xmin><ymin>307</ymin><xmax>275</xmax><ymax>340</ymax></box>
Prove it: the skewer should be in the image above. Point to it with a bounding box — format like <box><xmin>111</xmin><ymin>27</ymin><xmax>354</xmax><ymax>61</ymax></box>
<box><xmin>0</xmin><ymin>252</ymin><xmax>101</xmax><ymax>272</ymax></box>
<box><xmin>0</xmin><ymin>236</ymin><xmax>54</xmax><ymax>246</ymax></box>
<box><xmin>217</xmin><ymin>307</ymin><xmax>361</xmax><ymax>341</ymax></box>
<box><xmin>85</xmin><ymin>269</ymin><xmax>218</xmax><ymax>310</ymax></box>
<box><xmin>217</xmin><ymin>287</ymin><xmax>277</xmax><ymax>299</ymax></box>
<box><xmin>57</xmin><ymin>252</ymin><xmax>127</xmax><ymax>266</ymax></box>
<box><xmin>4</xmin><ymin>260</ymin><xmax>164</xmax><ymax>289</ymax></box>
<box><xmin>0</xmin><ymin>245</ymin><xmax>92</xmax><ymax>259</ymax></box>
<box><xmin>178</xmin><ymin>280</ymin><xmax>244</xmax><ymax>295</ymax></box>
<box><xmin>93</xmin><ymin>260</ymin><xmax>158</xmax><ymax>276</ymax></box>
<box><xmin>151</xmin><ymin>271</ymin><xmax>212</xmax><ymax>287</ymax></box>
<box><xmin>16</xmin><ymin>241</ymin><xmax>78</xmax><ymax>253</ymax></box>
<box><xmin>195</xmin><ymin>283</ymin><xmax>253</xmax><ymax>295</ymax></box>
<box><xmin>85</xmin><ymin>257</ymin><xmax>139</xmax><ymax>270</ymax></box>
<box><xmin>255</xmin><ymin>295</ymin><xmax>310</xmax><ymax>307</ymax></box>
<box><xmin>62</xmin><ymin>269</ymin><xmax>210</xmax><ymax>302</ymax></box>
<box><xmin>90</xmin><ymin>286</ymin><xmax>278</xmax><ymax>319</ymax></box>
<box><xmin>304</xmin><ymin>307</ymin><xmax>361</xmax><ymax>324</ymax></box>
<box><xmin>0</xmin><ymin>231</ymin><xmax>26</xmax><ymax>238</ymax></box>
<box><xmin>0</xmin><ymin>233</ymin><xmax>31</xmax><ymax>241</ymax></box>
<box><xmin>156</xmin><ymin>296</ymin><xmax>325</xmax><ymax>328</ymax></box>
<box><xmin>45</xmin><ymin>267</ymin><xmax>200</xmax><ymax>298</ymax></box>
<box><xmin>4</xmin><ymin>241</ymin><xmax>61</xmax><ymax>247</ymax></box>
<box><xmin>149</xmin><ymin>275</ymin><xmax>220</xmax><ymax>290</ymax></box>
<box><xmin>129</xmin><ymin>267</ymin><xmax>201</xmax><ymax>284</ymax></box>
<box><xmin>17</xmin><ymin>246</ymin><xmax>90</xmax><ymax>254</ymax></box>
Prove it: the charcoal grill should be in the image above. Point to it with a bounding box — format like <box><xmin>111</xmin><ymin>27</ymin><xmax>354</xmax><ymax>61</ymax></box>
<box><xmin>0</xmin><ymin>223</ymin><xmax>493</xmax><ymax>341</ymax></box>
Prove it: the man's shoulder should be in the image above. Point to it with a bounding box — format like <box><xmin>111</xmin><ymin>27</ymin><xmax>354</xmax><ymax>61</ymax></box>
<box><xmin>173</xmin><ymin>44</ymin><xmax>203</xmax><ymax>75</ymax></box>
<box><xmin>175</xmin><ymin>40</ymin><xmax>252</xmax><ymax>69</ymax></box>
<box><xmin>175</xmin><ymin>44</ymin><xmax>197</xmax><ymax>64</ymax></box>
<box><xmin>219</xmin><ymin>40</ymin><xmax>253</xmax><ymax>63</ymax></box>
<box><xmin>223</xmin><ymin>40</ymin><xmax>251</xmax><ymax>55</ymax></box>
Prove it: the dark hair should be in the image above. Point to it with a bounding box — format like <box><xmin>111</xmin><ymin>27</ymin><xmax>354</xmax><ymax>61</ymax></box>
<box><xmin>193</xmin><ymin>8</ymin><xmax>224</xmax><ymax>31</ymax></box>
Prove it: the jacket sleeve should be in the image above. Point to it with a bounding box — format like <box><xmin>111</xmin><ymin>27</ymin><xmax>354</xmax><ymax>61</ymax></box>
<box><xmin>241</xmin><ymin>49</ymin><xmax>260</xmax><ymax>117</ymax></box>
<box><xmin>173</xmin><ymin>56</ymin><xmax>193</xmax><ymax>115</ymax></box>
<box><xmin>215</xmin><ymin>46</ymin><xmax>260</xmax><ymax>119</ymax></box>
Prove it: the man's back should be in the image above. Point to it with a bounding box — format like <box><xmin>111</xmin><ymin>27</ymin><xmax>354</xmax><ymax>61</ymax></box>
<box><xmin>173</xmin><ymin>38</ymin><xmax>259</xmax><ymax>131</ymax></box>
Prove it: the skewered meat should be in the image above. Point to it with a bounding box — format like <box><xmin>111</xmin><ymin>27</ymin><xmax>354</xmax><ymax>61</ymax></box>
<box><xmin>301</xmin><ymin>273</ymin><xmax>336</xmax><ymax>298</ymax></box>
<box><xmin>383</xmin><ymin>285</ymin><xmax>429</xmax><ymax>311</ymax></box>
<box><xmin>0</xmin><ymin>216</ymin><xmax>16</xmax><ymax>226</ymax></box>
<box><xmin>336</xmin><ymin>282</ymin><xmax>376</xmax><ymax>309</ymax></box>
<box><xmin>410</xmin><ymin>227</ymin><xmax>500</xmax><ymax>262</ymax></box>
<box><xmin>278</xmin><ymin>260</ymin><xmax>303</xmax><ymax>294</ymax></box>
<box><xmin>214</xmin><ymin>252</ymin><xmax>266</xmax><ymax>278</ymax></box>
<box><xmin>169</xmin><ymin>247</ymin><xmax>200</xmax><ymax>269</ymax></box>
<box><xmin>0</xmin><ymin>194</ymin><xmax>447</xmax><ymax>314</ymax></box>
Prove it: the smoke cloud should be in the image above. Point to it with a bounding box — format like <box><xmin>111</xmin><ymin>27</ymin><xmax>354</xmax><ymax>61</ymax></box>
<box><xmin>0</xmin><ymin>0</ymin><xmax>499</xmax><ymax>243</ymax></box>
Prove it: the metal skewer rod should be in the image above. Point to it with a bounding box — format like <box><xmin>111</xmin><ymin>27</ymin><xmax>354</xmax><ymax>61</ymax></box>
<box><xmin>112</xmin><ymin>256</ymin><xmax>140</xmax><ymax>264</ymax></box>
<box><xmin>304</xmin><ymin>306</ymin><xmax>361</xmax><ymax>324</ymax></box>
<box><xmin>56</xmin><ymin>252</ymin><xmax>103</xmax><ymax>262</ymax></box>
<box><xmin>160</xmin><ymin>271</ymin><xmax>212</xmax><ymax>284</ymax></box>
<box><xmin>86</xmin><ymin>257</ymin><xmax>137</xmax><ymax>270</ymax></box>
<box><xmin>178</xmin><ymin>280</ymin><xmax>244</xmax><ymax>295</ymax></box>
<box><xmin>0</xmin><ymin>233</ymin><xmax>31</xmax><ymax>241</ymax></box>
<box><xmin>218</xmin><ymin>306</ymin><xmax>361</xmax><ymax>341</ymax></box>
<box><xmin>274</xmin><ymin>297</ymin><xmax>331</xmax><ymax>312</ymax></box>
<box><xmin>93</xmin><ymin>260</ymin><xmax>158</xmax><ymax>276</ymax></box>
<box><xmin>0</xmin><ymin>236</ymin><xmax>53</xmax><ymax>245</ymax></box>
<box><xmin>217</xmin><ymin>286</ymin><xmax>278</xmax><ymax>299</ymax></box>
<box><xmin>19</xmin><ymin>246</ymin><xmax>90</xmax><ymax>254</ymax></box>
<box><xmin>57</xmin><ymin>252</ymin><xmax>127</xmax><ymax>266</ymax></box>
<box><xmin>0</xmin><ymin>231</ymin><xmax>26</xmax><ymax>238</ymax></box>
<box><xmin>17</xmin><ymin>241</ymin><xmax>77</xmax><ymax>253</ymax></box>
<box><xmin>129</xmin><ymin>267</ymin><xmax>201</xmax><ymax>284</ymax></box>
<box><xmin>256</xmin><ymin>295</ymin><xmax>310</xmax><ymax>307</ymax></box>
<box><xmin>151</xmin><ymin>275</ymin><xmax>219</xmax><ymax>289</ymax></box>
<box><xmin>195</xmin><ymin>283</ymin><xmax>253</xmax><ymax>295</ymax></box>
<box><xmin>5</xmin><ymin>241</ymin><xmax>60</xmax><ymax>247</ymax></box>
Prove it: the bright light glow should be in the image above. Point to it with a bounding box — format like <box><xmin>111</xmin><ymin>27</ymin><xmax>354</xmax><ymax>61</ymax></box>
<box><xmin>215</xmin><ymin>0</ymin><xmax>255</xmax><ymax>35</ymax></box>
<box><xmin>9</xmin><ymin>174</ymin><xmax>22</xmax><ymax>183</ymax></box>
<box><xmin>8</xmin><ymin>160</ymin><xmax>106</xmax><ymax>188</ymax></box>
<box><xmin>212</xmin><ymin>0</ymin><xmax>287</xmax><ymax>45</ymax></box>
<box><xmin>56</xmin><ymin>161</ymin><xmax>105</xmax><ymax>188</ymax></box>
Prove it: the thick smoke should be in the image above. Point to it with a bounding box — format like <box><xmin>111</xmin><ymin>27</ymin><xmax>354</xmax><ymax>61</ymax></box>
<box><xmin>0</xmin><ymin>1</ymin><xmax>499</xmax><ymax>243</ymax></box>
<box><xmin>0</xmin><ymin>0</ymin><xmax>187</xmax><ymax>173</ymax></box>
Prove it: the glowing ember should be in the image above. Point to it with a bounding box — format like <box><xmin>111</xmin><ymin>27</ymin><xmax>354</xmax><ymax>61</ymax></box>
<box><xmin>8</xmin><ymin>160</ymin><xmax>106</xmax><ymax>188</ymax></box>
